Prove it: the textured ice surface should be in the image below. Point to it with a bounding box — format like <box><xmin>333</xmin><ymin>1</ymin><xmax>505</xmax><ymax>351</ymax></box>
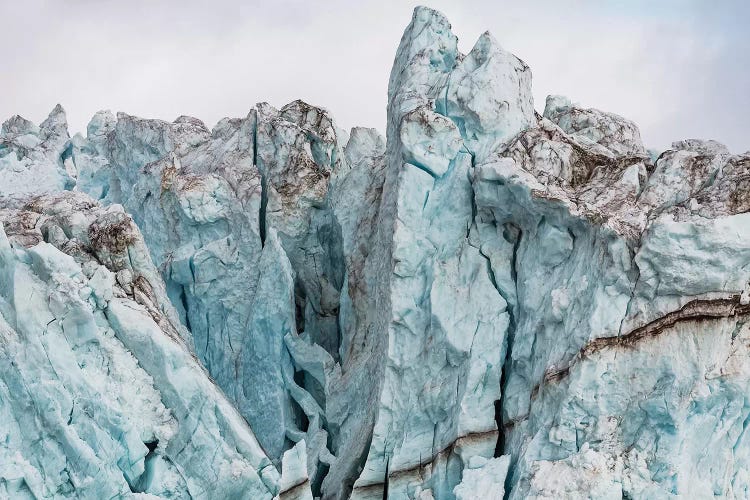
<box><xmin>0</xmin><ymin>193</ymin><xmax>277</xmax><ymax>499</ymax></box>
<box><xmin>2</xmin><ymin>5</ymin><xmax>750</xmax><ymax>500</ymax></box>
<box><xmin>69</xmin><ymin>101</ymin><xmax>391</xmax><ymax>498</ymax></box>
<box><xmin>0</xmin><ymin>106</ymin><xmax>75</xmax><ymax>197</ymax></box>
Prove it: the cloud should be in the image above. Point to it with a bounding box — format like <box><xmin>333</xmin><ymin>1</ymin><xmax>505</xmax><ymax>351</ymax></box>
<box><xmin>1</xmin><ymin>0</ymin><xmax>747</xmax><ymax>152</ymax></box>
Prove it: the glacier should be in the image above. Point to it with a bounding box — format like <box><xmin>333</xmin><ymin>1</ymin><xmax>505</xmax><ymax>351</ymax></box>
<box><xmin>1</xmin><ymin>5</ymin><xmax>750</xmax><ymax>500</ymax></box>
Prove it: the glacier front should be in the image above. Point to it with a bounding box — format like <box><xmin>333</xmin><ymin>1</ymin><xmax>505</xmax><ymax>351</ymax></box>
<box><xmin>1</xmin><ymin>5</ymin><xmax>749</xmax><ymax>500</ymax></box>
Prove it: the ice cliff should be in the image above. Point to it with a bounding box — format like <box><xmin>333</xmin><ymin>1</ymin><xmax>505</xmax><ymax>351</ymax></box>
<box><xmin>2</xmin><ymin>6</ymin><xmax>750</xmax><ymax>500</ymax></box>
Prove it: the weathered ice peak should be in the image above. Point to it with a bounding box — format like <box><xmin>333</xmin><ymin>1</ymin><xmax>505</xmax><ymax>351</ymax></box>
<box><xmin>671</xmin><ymin>137</ymin><xmax>730</xmax><ymax>155</ymax></box>
<box><xmin>2</xmin><ymin>114</ymin><xmax>40</xmax><ymax>137</ymax></box>
<box><xmin>543</xmin><ymin>94</ymin><xmax>646</xmax><ymax>156</ymax></box>
<box><xmin>1</xmin><ymin>5</ymin><xmax>750</xmax><ymax>500</ymax></box>
<box><xmin>388</xmin><ymin>6</ymin><xmax>458</xmax><ymax>121</ymax></box>
<box><xmin>86</xmin><ymin>109</ymin><xmax>117</xmax><ymax>138</ymax></box>
<box><xmin>40</xmin><ymin>104</ymin><xmax>70</xmax><ymax>142</ymax></box>
<box><xmin>0</xmin><ymin>105</ymin><xmax>75</xmax><ymax>197</ymax></box>
<box><xmin>440</xmin><ymin>31</ymin><xmax>535</xmax><ymax>162</ymax></box>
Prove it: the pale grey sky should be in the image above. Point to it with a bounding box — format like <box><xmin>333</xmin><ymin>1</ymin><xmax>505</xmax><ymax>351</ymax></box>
<box><xmin>1</xmin><ymin>0</ymin><xmax>748</xmax><ymax>152</ymax></box>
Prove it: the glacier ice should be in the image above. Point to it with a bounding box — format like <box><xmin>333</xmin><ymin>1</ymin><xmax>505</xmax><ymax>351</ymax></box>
<box><xmin>2</xmin><ymin>5</ymin><xmax>750</xmax><ymax>500</ymax></box>
<box><xmin>0</xmin><ymin>193</ymin><xmax>277</xmax><ymax>498</ymax></box>
<box><xmin>0</xmin><ymin>106</ymin><xmax>75</xmax><ymax>197</ymax></box>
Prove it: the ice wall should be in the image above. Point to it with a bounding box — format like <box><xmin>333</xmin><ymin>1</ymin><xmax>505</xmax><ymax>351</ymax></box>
<box><xmin>1</xmin><ymin>6</ymin><xmax>750</xmax><ymax>499</ymax></box>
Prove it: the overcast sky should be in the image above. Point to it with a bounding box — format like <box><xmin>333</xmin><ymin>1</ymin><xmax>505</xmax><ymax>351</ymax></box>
<box><xmin>2</xmin><ymin>0</ymin><xmax>748</xmax><ymax>152</ymax></box>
